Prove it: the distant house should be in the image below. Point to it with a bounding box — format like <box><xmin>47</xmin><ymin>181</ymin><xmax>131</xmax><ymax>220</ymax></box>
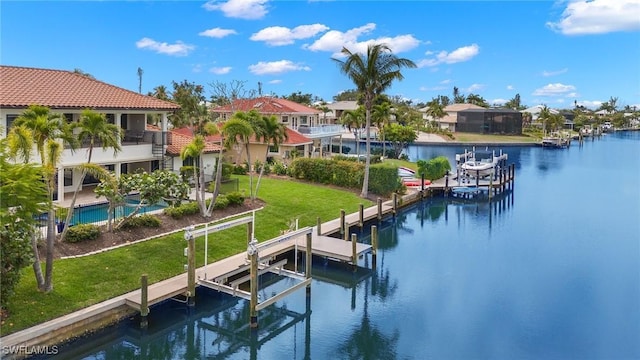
<box><xmin>325</xmin><ymin>101</ymin><xmax>359</xmax><ymax>124</ymax></box>
<box><xmin>0</xmin><ymin>65</ymin><xmax>179</xmax><ymax>202</ymax></box>
<box><xmin>420</xmin><ymin>103</ymin><xmax>485</xmax><ymax>132</ymax></box>
<box><xmin>212</xmin><ymin>97</ymin><xmax>343</xmax><ymax>159</ymax></box>
<box><xmin>457</xmin><ymin>108</ymin><xmax>523</xmax><ymax>135</ymax></box>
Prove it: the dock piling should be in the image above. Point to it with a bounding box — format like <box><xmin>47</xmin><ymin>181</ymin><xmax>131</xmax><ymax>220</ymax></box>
<box><xmin>186</xmin><ymin>231</ymin><xmax>196</xmax><ymax>307</ymax></box>
<box><xmin>140</xmin><ymin>274</ymin><xmax>149</xmax><ymax>328</ymax></box>
<box><xmin>371</xmin><ymin>225</ymin><xmax>378</xmax><ymax>269</ymax></box>
<box><xmin>392</xmin><ymin>193</ymin><xmax>398</xmax><ymax>216</ymax></box>
<box><xmin>377</xmin><ymin>198</ymin><xmax>382</xmax><ymax>221</ymax></box>
<box><xmin>340</xmin><ymin>209</ymin><xmax>346</xmax><ymax>235</ymax></box>
<box><xmin>306</xmin><ymin>232</ymin><xmax>312</xmax><ymax>296</ymax></box>
<box><xmin>249</xmin><ymin>240</ymin><xmax>259</xmax><ymax>328</ymax></box>
<box><xmin>316</xmin><ymin>217</ymin><xmax>321</xmax><ymax>236</ymax></box>
<box><xmin>344</xmin><ymin>224</ymin><xmax>350</xmax><ymax>241</ymax></box>
<box><xmin>359</xmin><ymin>204</ymin><xmax>364</xmax><ymax>228</ymax></box>
<box><xmin>351</xmin><ymin>233</ymin><xmax>357</xmax><ymax>271</ymax></box>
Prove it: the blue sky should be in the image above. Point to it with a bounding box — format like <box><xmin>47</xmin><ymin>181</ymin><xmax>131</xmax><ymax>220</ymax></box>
<box><xmin>2</xmin><ymin>0</ymin><xmax>639</xmax><ymax>109</ymax></box>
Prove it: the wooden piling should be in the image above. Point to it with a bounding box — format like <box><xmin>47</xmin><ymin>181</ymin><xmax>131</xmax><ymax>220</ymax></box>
<box><xmin>340</xmin><ymin>209</ymin><xmax>346</xmax><ymax>235</ymax></box>
<box><xmin>392</xmin><ymin>193</ymin><xmax>398</xmax><ymax>215</ymax></box>
<box><xmin>351</xmin><ymin>233</ymin><xmax>357</xmax><ymax>271</ymax></box>
<box><xmin>316</xmin><ymin>217</ymin><xmax>321</xmax><ymax>236</ymax></box>
<box><xmin>377</xmin><ymin>198</ymin><xmax>382</xmax><ymax>221</ymax></box>
<box><xmin>306</xmin><ymin>232</ymin><xmax>312</xmax><ymax>296</ymax></box>
<box><xmin>475</xmin><ymin>171</ymin><xmax>480</xmax><ymax>188</ymax></box>
<box><xmin>187</xmin><ymin>235</ymin><xmax>196</xmax><ymax>307</ymax></box>
<box><xmin>371</xmin><ymin>225</ymin><xmax>378</xmax><ymax>269</ymax></box>
<box><xmin>445</xmin><ymin>174</ymin><xmax>449</xmax><ymax>194</ymax></box>
<box><xmin>140</xmin><ymin>274</ymin><xmax>149</xmax><ymax>328</ymax></box>
<box><xmin>344</xmin><ymin>224</ymin><xmax>350</xmax><ymax>241</ymax></box>
<box><xmin>359</xmin><ymin>204</ymin><xmax>364</xmax><ymax>228</ymax></box>
<box><xmin>250</xmin><ymin>250</ymin><xmax>258</xmax><ymax>328</ymax></box>
<box><xmin>489</xmin><ymin>174</ymin><xmax>493</xmax><ymax>201</ymax></box>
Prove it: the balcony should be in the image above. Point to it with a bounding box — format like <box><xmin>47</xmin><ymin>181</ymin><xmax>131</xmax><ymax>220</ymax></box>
<box><xmin>295</xmin><ymin>125</ymin><xmax>344</xmax><ymax>138</ymax></box>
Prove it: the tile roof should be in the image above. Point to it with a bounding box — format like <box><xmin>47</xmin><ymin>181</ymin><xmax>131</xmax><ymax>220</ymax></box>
<box><xmin>443</xmin><ymin>103</ymin><xmax>485</xmax><ymax>112</ymax></box>
<box><xmin>165</xmin><ymin>129</ymin><xmax>222</xmax><ymax>156</ymax></box>
<box><xmin>212</xmin><ymin>97</ymin><xmax>321</xmax><ymax>115</ymax></box>
<box><xmin>171</xmin><ymin>125</ymin><xmax>312</xmax><ymax>149</ymax></box>
<box><xmin>0</xmin><ymin>65</ymin><xmax>180</xmax><ymax>111</ymax></box>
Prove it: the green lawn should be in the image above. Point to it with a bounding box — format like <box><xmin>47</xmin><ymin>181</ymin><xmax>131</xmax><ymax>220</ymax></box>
<box><xmin>1</xmin><ymin>175</ymin><xmax>371</xmax><ymax>335</ymax></box>
<box><xmin>452</xmin><ymin>132</ymin><xmax>538</xmax><ymax>143</ymax></box>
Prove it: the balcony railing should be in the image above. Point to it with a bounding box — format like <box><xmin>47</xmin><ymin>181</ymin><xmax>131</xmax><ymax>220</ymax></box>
<box><xmin>296</xmin><ymin>125</ymin><xmax>343</xmax><ymax>135</ymax></box>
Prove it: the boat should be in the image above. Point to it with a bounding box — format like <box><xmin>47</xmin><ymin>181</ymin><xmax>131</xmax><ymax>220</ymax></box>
<box><xmin>456</xmin><ymin>147</ymin><xmax>508</xmax><ymax>178</ymax></box>
<box><xmin>541</xmin><ymin>132</ymin><xmax>570</xmax><ymax>148</ymax></box>
<box><xmin>398</xmin><ymin>167</ymin><xmax>431</xmax><ymax>187</ymax></box>
<box><xmin>580</xmin><ymin>125</ymin><xmax>593</xmax><ymax>137</ymax></box>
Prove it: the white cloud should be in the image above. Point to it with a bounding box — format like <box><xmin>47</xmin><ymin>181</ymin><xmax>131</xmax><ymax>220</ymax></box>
<box><xmin>565</xmin><ymin>92</ymin><xmax>579</xmax><ymax>98</ymax></box>
<box><xmin>248</xmin><ymin>60</ymin><xmax>311</xmax><ymax>75</ymax></box>
<box><xmin>209</xmin><ymin>66</ymin><xmax>232</xmax><ymax>75</ymax></box>
<box><xmin>199</xmin><ymin>27</ymin><xmax>238</xmax><ymax>38</ymax></box>
<box><xmin>506</xmin><ymin>85</ymin><xmax>514</xmax><ymax>90</ymax></box>
<box><xmin>578</xmin><ymin>100</ymin><xmax>604</xmax><ymax>109</ymax></box>
<box><xmin>192</xmin><ymin>64</ymin><xmax>203</xmax><ymax>73</ymax></box>
<box><xmin>268</xmin><ymin>79</ymin><xmax>282</xmax><ymax>84</ymax></box>
<box><xmin>492</xmin><ymin>98</ymin><xmax>508</xmax><ymax>106</ymax></box>
<box><xmin>417</xmin><ymin>44</ymin><xmax>480</xmax><ymax>67</ymax></box>
<box><xmin>136</xmin><ymin>37</ymin><xmax>194</xmax><ymax>56</ymax></box>
<box><xmin>305</xmin><ymin>23</ymin><xmax>419</xmax><ymax>56</ymax></box>
<box><xmin>440</xmin><ymin>79</ymin><xmax>451</xmax><ymax>84</ymax></box>
<box><xmin>547</xmin><ymin>0</ymin><xmax>640</xmax><ymax>35</ymax></box>
<box><xmin>466</xmin><ymin>83</ymin><xmax>485</xmax><ymax>92</ymax></box>
<box><xmin>533</xmin><ymin>83</ymin><xmax>577</xmax><ymax>96</ymax></box>
<box><xmin>251</xmin><ymin>24</ymin><xmax>329</xmax><ymax>46</ymax></box>
<box><xmin>202</xmin><ymin>0</ymin><xmax>268</xmax><ymax>20</ymax></box>
<box><xmin>542</xmin><ymin>68</ymin><xmax>568</xmax><ymax>77</ymax></box>
<box><xmin>419</xmin><ymin>85</ymin><xmax>447</xmax><ymax>91</ymax></box>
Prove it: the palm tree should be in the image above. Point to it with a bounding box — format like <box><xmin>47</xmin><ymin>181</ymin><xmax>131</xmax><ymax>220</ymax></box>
<box><xmin>223</xmin><ymin>114</ymin><xmax>255</xmax><ymax>197</ymax></box>
<box><xmin>333</xmin><ymin>43</ymin><xmax>416</xmax><ymax>198</ymax></box>
<box><xmin>425</xmin><ymin>98</ymin><xmax>447</xmax><ymax>127</ymax></box>
<box><xmin>7</xmin><ymin>105</ymin><xmax>77</xmax><ymax>292</ymax></box>
<box><xmin>254</xmin><ymin>115</ymin><xmax>288</xmax><ymax>200</ymax></box>
<box><xmin>181</xmin><ymin>135</ymin><xmax>207</xmax><ymax>214</ymax></box>
<box><xmin>372</xmin><ymin>102</ymin><xmax>391</xmax><ymax>157</ymax></box>
<box><xmin>137</xmin><ymin>67</ymin><xmax>144</xmax><ymax>94</ymax></box>
<box><xmin>340</xmin><ymin>107</ymin><xmax>365</xmax><ymax>160</ymax></box>
<box><xmin>60</xmin><ymin>109</ymin><xmax>122</xmax><ymax>242</ymax></box>
<box><xmin>466</xmin><ymin>93</ymin><xmax>489</xmax><ymax>108</ymax></box>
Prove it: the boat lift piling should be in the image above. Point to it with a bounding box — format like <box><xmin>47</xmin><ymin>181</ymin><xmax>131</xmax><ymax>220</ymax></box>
<box><xmin>351</xmin><ymin>233</ymin><xmax>358</xmax><ymax>271</ymax></box>
<box><xmin>371</xmin><ymin>225</ymin><xmax>378</xmax><ymax>269</ymax></box>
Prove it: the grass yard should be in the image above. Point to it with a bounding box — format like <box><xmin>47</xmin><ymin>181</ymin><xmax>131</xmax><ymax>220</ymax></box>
<box><xmin>1</xmin><ymin>175</ymin><xmax>372</xmax><ymax>335</ymax></box>
<box><xmin>452</xmin><ymin>132</ymin><xmax>538</xmax><ymax>143</ymax></box>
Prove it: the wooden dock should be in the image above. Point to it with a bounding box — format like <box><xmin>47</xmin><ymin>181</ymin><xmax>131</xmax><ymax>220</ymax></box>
<box><xmin>124</xmin><ymin>229</ymin><xmax>373</xmax><ymax>311</ymax></box>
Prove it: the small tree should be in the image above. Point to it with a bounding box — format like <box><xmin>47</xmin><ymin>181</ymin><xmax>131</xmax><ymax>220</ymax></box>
<box><xmin>383</xmin><ymin>123</ymin><xmax>417</xmax><ymax>159</ymax></box>
<box><xmin>417</xmin><ymin>156</ymin><xmax>451</xmax><ymax>181</ymax></box>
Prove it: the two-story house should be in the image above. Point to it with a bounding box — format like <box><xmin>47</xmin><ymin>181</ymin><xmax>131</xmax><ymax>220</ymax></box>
<box><xmin>0</xmin><ymin>65</ymin><xmax>179</xmax><ymax>202</ymax></box>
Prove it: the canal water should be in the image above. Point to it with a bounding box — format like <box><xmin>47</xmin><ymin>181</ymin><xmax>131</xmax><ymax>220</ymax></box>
<box><xmin>54</xmin><ymin>132</ymin><xmax>639</xmax><ymax>359</ymax></box>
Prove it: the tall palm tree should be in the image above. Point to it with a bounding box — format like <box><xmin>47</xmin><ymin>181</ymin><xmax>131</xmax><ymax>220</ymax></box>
<box><xmin>254</xmin><ymin>115</ymin><xmax>288</xmax><ymax>200</ymax></box>
<box><xmin>60</xmin><ymin>109</ymin><xmax>122</xmax><ymax>242</ymax></box>
<box><xmin>181</xmin><ymin>135</ymin><xmax>206</xmax><ymax>214</ymax></box>
<box><xmin>340</xmin><ymin>107</ymin><xmax>365</xmax><ymax>160</ymax></box>
<box><xmin>425</xmin><ymin>98</ymin><xmax>447</xmax><ymax>128</ymax></box>
<box><xmin>333</xmin><ymin>43</ymin><xmax>416</xmax><ymax>198</ymax></box>
<box><xmin>7</xmin><ymin>105</ymin><xmax>77</xmax><ymax>292</ymax></box>
<box><xmin>223</xmin><ymin>114</ymin><xmax>255</xmax><ymax>197</ymax></box>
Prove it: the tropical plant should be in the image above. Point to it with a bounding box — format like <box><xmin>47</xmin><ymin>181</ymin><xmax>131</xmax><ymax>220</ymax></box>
<box><xmin>223</xmin><ymin>111</ymin><xmax>259</xmax><ymax>200</ymax></box>
<box><xmin>7</xmin><ymin>105</ymin><xmax>77</xmax><ymax>292</ymax></box>
<box><xmin>60</xmin><ymin>109</ymin><xmax>122</xmax><ymax>243</ymax></box>
<box><xmin>340</xmin><ymin>106</ymin><xmax>365</xmax><ymax>160</ymax></box>
<box><xmin>333</xmin><ymin>43</ymin><xmax>416</xmax><ymax>198</ymax></box>
<box><xmin>466</xmin><ymin>93</ymin><xmax>489</xmax><ymax>108</ymax></box>
<box><xmin>383</xmin><ymin>123</ymin><xmax>418</xmax><ymax>159</ymax></box>
<box><xmin>0</xmin><ymin>138</ymin><xmax>49</xmax><ymax>309</ymax></box>
<box><xmin>372</xmin><ymin>101</ymin><xmax>392</xmax><ymax>156</ymax></box>
<box><xmin>254</xmin><ymin>115</ymin><xmax>287</xmax><ymax>200</ymax></box>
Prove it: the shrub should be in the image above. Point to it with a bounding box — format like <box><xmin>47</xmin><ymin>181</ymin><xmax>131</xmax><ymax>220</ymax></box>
<box><xmin>65</xmin><ymin>224</ymin><xmax>100</xmax><ymax>243</ymax></box>
<box><xmin>417</xmin><ymin>156</ymin><xmax>451</xmax><ymax>181</ymax></box>
<box><xmin>368</xmin><ymin>163</ymin><xmax>401</xmax><ymax>196</ymax></box>
<box><xmin>225</xmin><ymin>191</ymin><xmax>245</xmax><ymax>206</ymax></box>
<box><xmin>232</xmin><ymin>165</ymin><xmax>247</xmax><ymax>175</ymax></box>
<box><xmin>272</xmin><ymin>161</ymin><xmax>287</xmax><ymax>175</ymax></box>
<box><xmin>214</xmin><ymin>195</ymin><xmax>230</xmax><ymax>210</ymax></box>
<box><xmin>164</xmin><ymin>201</ymin><xmax>199</xmax><ymax>219</ymax></box>
<box><xmin>121</xmin><ymin>214</ymin><xmax>161</xmax><ymax>229</ymax></box>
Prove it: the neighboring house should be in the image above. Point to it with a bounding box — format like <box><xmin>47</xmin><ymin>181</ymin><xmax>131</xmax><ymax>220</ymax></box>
<box><xmin>0</xmin><ymin>65</ymin><xmax>179</xmax><ymax>202</ymax></box>
<box><xmin>325</xmin><ymin>101</ymin><xmax>359</xmax><ymax>124</ymax></box>
<box><xmin>521</xmin><ymin>105</ymin><xmax>560</xmax><ymax>123</ymax></box>
<box><xmin>457</xmin><ymin>108</ymin><xmax>523</xmax><ymax>135</ymax></box>
<box><xmin>212</xmin><ymin>96</ymin><xmax>342</xmax><ymax>159</ymax></box>
<box><xmin>164</xmin><ymin>127</ymin><xmax>222</xmax><ymax>180</ymax></box>
<box><xmin>420</xmin><ymin>103</ymin><xmax>485</xmax><ymax>132</ymax></box>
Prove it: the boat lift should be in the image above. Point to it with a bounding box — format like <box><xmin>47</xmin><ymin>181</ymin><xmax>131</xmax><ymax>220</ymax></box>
<box><xmin>182</xmin><ymin>211</ymin><xmax>313</xmax><ymax>329</ymax></box>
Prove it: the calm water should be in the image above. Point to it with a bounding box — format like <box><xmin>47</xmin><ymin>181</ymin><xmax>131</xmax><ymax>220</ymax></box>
<box><xmin>54</xmin><ymin>132</ymin><xmax>639</xmax><ymax>360</ymax></box>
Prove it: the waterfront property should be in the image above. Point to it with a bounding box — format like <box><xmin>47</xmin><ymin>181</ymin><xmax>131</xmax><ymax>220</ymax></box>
<box><xmin>0</xmin><ymin>65</ymin><xmax>179</xmax><ymax>203</ymax></box>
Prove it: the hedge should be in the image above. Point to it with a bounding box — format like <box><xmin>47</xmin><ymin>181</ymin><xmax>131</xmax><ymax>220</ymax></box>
<box><xmin>368</xmin><ymin>163</ymin><xmax>401</xmax><ymax>196</ymax></box>
<box><xmin>65</xmin><ymin>224</ymin><xmax>100</xmax><ymax>243</ymax></box>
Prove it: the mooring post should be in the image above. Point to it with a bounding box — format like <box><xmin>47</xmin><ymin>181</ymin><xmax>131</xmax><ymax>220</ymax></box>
<box><xmin>140</xmin><ymin>274</ymin><xmax>149</xmax><ymax>328</ymax></box>
<box><xmin>306</xmin><ymin>232</ymin><xmax>312</xmax><ymax>296</ymax></box>
<box><xmin>392</xmin><ymin>192</ymin><xmax>398</xmax><ymax>216</ymax></box>
<box><xmin>475</xmin><ymin>171</ymin><xmax>480</xmax><ymax>188</ymax></box>
<box><xmin>351</xmin><ymin>233</ymin><xmax>357</xmax><ymax>271</ymax></box>
<box><xmin>344</xmin><ymin>224</ymin><xmax>350</xmax><ymax>241</ymax></box>
<box><xmin>371</xmin><ymin>225</ymin><xmax>378</xmax><ymax>269</ymax></box>
<box><xmin>249</xmin><ymin>240</ymin><xmax>259</xmax><ymax>328</ymax></box>
<box><xmin>489</xmin><ymin>174</ymin><xmax>493</xmax><ymax>201</ymax></box>
<box><xmin>186</xmin><ymin>231</ymin><xmax>196</xmax><ymax>307</ymax></box>
<box><xmin>445</xmin><ymin>173</ymin><xmax>449</xmax><ymax>194</ymax></box>
<box><xmin>340</xmin><ymin>209</ymin><xmax>346</xmax><ymax>235</ymax></box>
<box><xmin>359</xmin><ymin>204</ymin><xmax>364</xmax><ymax>228</ymax></box>
<box><xmin>377</xmin><ymin>198</ymin><xmax>382</xmax><ymax>221</ymax></box>
<box><xmin>316</xmin><ymin>216</ymin><xmax>321</xmax><ymax>236</ymax></box>
<box><xmin>421</xmin><ymin>173</ymin><xmax>426</xmax><ymax>194</ymax></box>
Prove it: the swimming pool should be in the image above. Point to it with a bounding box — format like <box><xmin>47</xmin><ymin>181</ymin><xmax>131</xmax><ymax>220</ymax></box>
<box><xmin>68</xmin><ymin>200</ymin><xmax>167</xmax><ymax>226</ymax></box>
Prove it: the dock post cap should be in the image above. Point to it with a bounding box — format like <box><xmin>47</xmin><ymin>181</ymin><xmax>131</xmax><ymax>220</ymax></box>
<box><xmin>247</xmin><ymin>238</ymin><xmax>259</xmax><ymax>255</ymax></box>
<box><xmin>184</xmin><ymin>225</ymin><xmax>195</xmax><ymax>240</ymax></box>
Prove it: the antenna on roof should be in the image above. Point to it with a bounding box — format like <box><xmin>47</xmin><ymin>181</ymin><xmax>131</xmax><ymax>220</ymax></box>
<box><xmin>258</xmin><ymin>81</ymin><xmax>262</xmax><ymax>96</ymax></box>
<box><xmin>137</xmin><ymin>67</ymin><xmax>144</xmax><ymax>94</ymax></box>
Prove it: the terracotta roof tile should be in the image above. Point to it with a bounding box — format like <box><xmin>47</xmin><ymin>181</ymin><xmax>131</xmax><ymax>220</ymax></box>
<box><xmin>0</xmin><ymin>65</ymin><xmax>180</xmax><ymax>111</ymax></box>
<box><xmin>212</xmin><ymin>97</ymin><xmax>321</xmax><ymax>115</ymax></box>
<box><xmin>165</xmin><ymin>129</ymin><xmax>222</xmax><ymax>156</ymax></box>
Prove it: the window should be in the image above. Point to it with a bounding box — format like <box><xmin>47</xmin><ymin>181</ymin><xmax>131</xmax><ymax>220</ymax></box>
<box><xmin>268</xmin><ymin>145</ymin><xmax>279</xmax><ymax>153</ymax></box>
<box><xmin>6</xmin><ymin>114</ymin><xmax>18</xmax><ymax>130</ymax></box>
<box><xmin>64</xmin><ymin>113</ymin><xmax>74</xmax><ymax>123</ymax></box>
<box><xmin>281</xmin><ymin>115</ymin><xmax>289</xmax><ymax>123</ymax></box>
<box><xmin>64</xmin><ymin>169</ymin><xmax>73</xmax><ymax>186</ymax></box>
<box><xmin>300</xmin><ymin>116</ymin><xmax>308</xmax><ymax>125</ymax></box>
<box><xmin>105</xmin><ymin>114</ymin><xmax>115</xmax><ymax>124</ymax></box>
